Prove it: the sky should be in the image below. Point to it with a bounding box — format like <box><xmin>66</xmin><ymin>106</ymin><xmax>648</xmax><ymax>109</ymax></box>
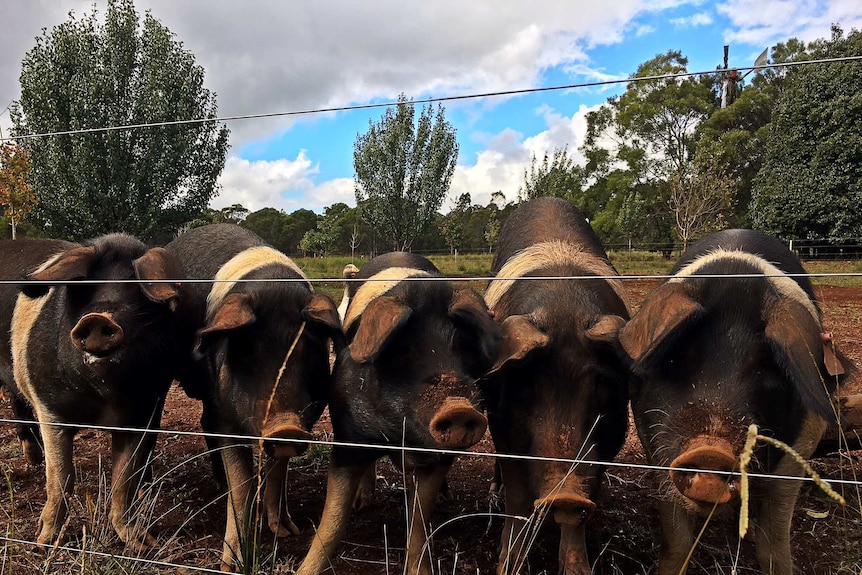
<box><xmin>2</xmin><ymin>1</ymin><xmax>861</xmax><ymax>215</ymax></box>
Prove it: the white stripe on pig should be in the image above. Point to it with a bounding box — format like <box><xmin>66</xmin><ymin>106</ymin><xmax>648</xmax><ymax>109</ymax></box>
<box><xmin>207</xmin><ymin>246</ymin><xmax>310</xmax><ymax>320</ymax></box>
<box><xmin>485</xmin><ymin>240</ymin><xmax>631</xmax><ymax>313</ymax></box>
<box><xmin>670</xmin><ymin>249</ymin><xmax>819</xmax><ymax>324</ymax></box>
<box><xmin>342</xmin><ymin>267</ymin><xmax>434</xmax><ymax>332</ymax></box>
<box><xmin>11</xmin><ymin>251</ymin><xmax>67</xmax><ymax>420</ymax></box>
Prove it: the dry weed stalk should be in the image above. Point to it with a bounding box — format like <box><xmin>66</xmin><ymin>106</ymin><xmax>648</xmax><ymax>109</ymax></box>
<box><xmin>738</xmin><ymin>423</ymin><xmax>846</xmax><ymax>539</ymax></box>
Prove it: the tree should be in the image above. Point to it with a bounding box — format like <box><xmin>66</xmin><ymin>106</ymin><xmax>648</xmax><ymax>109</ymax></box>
<box><xmin>695</xmin><ymin>39</ymin><xmax>808</xmax><ymax>226</ymax></box>
<box><xmin>0</xmin><ymin>142</ymin><xmax>38</xmax><ymax>239</ymax></box>
<box><xmin>580</xmin><ymin>51</ymin><xmax>717</xmax><ymax>245</ymax></box>
<box><xmin>181</xmin><ymin>203</ymin><xmax>249</xmax><ymax>231</ymax></box>
<box><xmin>354</xmin><ymin>94</ymin><xmax>459</xmax><ymax>251</ymax></box>
<box><xmin>519</xmin><ymin>146</ymin><xmax>583</xmax><ymax>202</ymax></box>
<box><xmin>752</xmin><ymin>26</ymin><xmax>862</xmax><ymax>240</ymax></box>
<box><xmin>439</xmin><ymin>192</ymin><xmax>471</xmax><ymax>255</ymax></box>
<box><xmin>584</xmin><ymin>51</ymin><xmax>717</xmax><ymax>184</ymax></box>
<box><xmin>484</xmin><ymin>210</ymin><xmax>501</xmax><ymax>253</ymax></box>
<box><xmin>242</xmin><ymin>207</ymin><xmax>292</xmax><ymax>251</ymax></box>
<box><xmin>300</xmin><ymin>203</ymin><xmax>347</xmax><ymax>256</ymax></box>
<box><xmin>668</xmin><ymin>148</ymin><xmax>735</xmax><ymax>250</ymax></box>
<box><xmin>11</xmin><ymin>0</ymin><xmax>229</xmax><ymax>242</ymax></box>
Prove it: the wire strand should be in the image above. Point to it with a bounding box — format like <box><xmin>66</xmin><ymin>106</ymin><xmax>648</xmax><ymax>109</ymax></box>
<box><xmin>3</xmin><ymin>55</ymin><xmax>862</xmax><ymax>143</ymax></box>
<box><xmin>1</xmin><ymin>270</ymin><xmax>861</xmax><ymax>286</ymax></box>
<box><xmin>0</xmin><ymin>535</ymin><xmax>224</xmax><ymax>574</ymax></box>
<box><xmin>1</xmin><ymin>416</ymin><xmax>859</xmax><ymax>487</ymax></box>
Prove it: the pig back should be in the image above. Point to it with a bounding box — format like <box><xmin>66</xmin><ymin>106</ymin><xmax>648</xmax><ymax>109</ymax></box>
<box><xmin>672</xmin><ymin>229</ymin><xmax>816</xmax><ymax>302</ymax></box>
<box><xmin>492</xmin><ymin>198</ymin><xmax>611</xmax><ymax>273</ymax></box>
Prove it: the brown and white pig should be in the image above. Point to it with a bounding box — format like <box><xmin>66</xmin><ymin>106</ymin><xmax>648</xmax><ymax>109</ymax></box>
<box><xmin>165</xmin><ymin>224</ymin><xmax>342</xmax><ymax>571</ymax></box>
<box><xmin>296</xmin><ymin>251</ymin><xmax>500</xmax><ymax>575</ymax></box>
<box><xmin>2</xmin><ymin>234</ymin><xmax>191</xmax><ymax>549</ymax></box>
<box><xmin>618</xmin><ymin>228</ymin><xmax>846</xmax><ymax>575</ymax></box>
<box><xmin>0</xmin><ymin>238</ymin><xmax>75</xmax><ymax>466</ymax></box>
<box><xmin>481</xmin><ymin>198</ymin><xmax>631</xmax><ymax>575</ymax></box>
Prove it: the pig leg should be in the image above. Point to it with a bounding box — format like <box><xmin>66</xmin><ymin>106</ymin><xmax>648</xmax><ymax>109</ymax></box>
<box><xmin>110</xmin><ymin>430</ymin><xmax>159</xmax><ymax>550</ymax></box>
<box><xmin>220</xmin><ymin>443</ymin><xmax>257</xmax><ymax>572</ymax></box>
<box><xmin>36</xmin><ymin>420</ymin><xmax>74</xmax><ymax>546</ymax></box>
<box><xmin>263</xmin><ymin>457</ymin><xmax>300</xmax><ymax>537</ymax></box>
<box><xmin>558</xmin><ymin>522</ymin><xmax>590</xmax><ymax>575</ymax></box>
<box><xmin>404</xmin><ymin>462</ymin><xmax>451</xmax><ymax>575</ymax></box>
<box><xmin>352</xmin><ymin>462</ymin><xmax>377</xmax><ymax>511</ymax></box>
<box><xmin>655</xmin><ymin>499</ymin><xmax>695</xmax><ymax>575</ymax></box>
<box><xmin>295</xmin><ymin>461</ymin><xmax>370</xmax><ymax>575</ymax></box>
<box><xmin>753</xmin><ymin>415</ymin><xmax>825</xmax><ymax>575</ymax></box>
<box><xmin>11</xmin><ymin>391</ymin><xmax>43</xmax><ymax>465</ymax></box>
<box><xmin>496</xmin><ymin>460</ymin><xmax>534</xmax><ymax>575</ymax></box>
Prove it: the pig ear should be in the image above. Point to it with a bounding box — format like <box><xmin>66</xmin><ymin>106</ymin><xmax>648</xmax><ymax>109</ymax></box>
<box><xmin>200</xmin><ymin>293</ymin><xmax>257</xmax><ymax>337</ymax></box>
<box><xmin>449</xmin><ymin>289</ymin><xmax>501</xmax><ymax>368</ymax></box>
<box><xmin>133</xmin><ymin>247</ymin><xmax>185</xmax><ymax>310</ymax></box>
<box><xmin>349</xmin><ymin>296</ymin><xmax>411</xmax><ymax>364</ymax></box>
<box><xmin>195</xmin><ymin>293</ymin><xmax>256</xmax><ymax>357</ymax></box>
<box><xmin>23</xmin><ymin>246</ymin><xmax>96</xmax><ymax>297</ymax></box>
<box><xmin>585</xmin><ymin>314</ymin><xmax>627</xmax><ymax>345</ymax></box>
<box><xmin>303</xmin><ymin>293</ymin><xmax>346</xmax><ymax>350</ymax></box>
<box><xmin>765</xmin><ymin>299</ymin><xmax>836</xmax><ymax>420</ymax></box>
<box><xmin>486</xmin><ymin>315</ymin><xmax>550</xmax><ymax>377</ymax></box>
<box><xmin>619</xmin><ymin>283</ymin><xmax>704</xmax><ymax>367</ymax></box>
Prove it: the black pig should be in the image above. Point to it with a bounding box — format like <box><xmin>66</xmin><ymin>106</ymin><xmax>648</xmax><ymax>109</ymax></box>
<box><xmin>4</xmin><ymin>234</ymin><xmax>190</xmax><ymax>549</ymax></box>
<box><xmin>296</xmin><ymin>252</ymin><xmax>500</xmax><ymax>575</ymax></box>
<box><xmin>166</xmin><ymin>224</ymin><xmax>342</xmax><ymax>571</ymax></box>
<box><xmin>482</xmin><ymin>198</ymin><xmax>631</xmax><ymax>575</ymax></box>
<box><xmin>619</xmin><ymin>229</ymin><xmax>847</xmax><ymax>575</ymax></box>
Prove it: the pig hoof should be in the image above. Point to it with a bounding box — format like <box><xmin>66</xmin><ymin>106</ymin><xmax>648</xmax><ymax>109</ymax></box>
<box><xmin>269</xmin><ymin>516</ymin><xmax>301</xmax><ymax>537</ymax></box>
<box><xmin>20</xmin><ymin>439</ymin><xmax>44</xmax><ymax>466</ymax></box>
<box><xmin>353</xmin><ymin>472</ymin><xmax>377</xmax><ymax>511</ymax></box>
<box><xmin>118</xmin><ymin>527</ymin><xmax>157</xmax><ymax>552</ymax></box>
<box><xmin>35</xmin><ymin>524</ymin><xmax>60</xmax><ymax>550</ymax></box>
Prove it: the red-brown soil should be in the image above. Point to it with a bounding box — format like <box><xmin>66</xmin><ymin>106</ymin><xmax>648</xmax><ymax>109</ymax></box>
<box><xmin>1</xmin><ymin>279</ymin><xmax>860</xmax><ymax>574</ymax></box>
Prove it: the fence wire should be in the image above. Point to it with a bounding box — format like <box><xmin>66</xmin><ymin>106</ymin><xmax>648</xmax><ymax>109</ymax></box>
<box><xmin>4</xmin><ymin>55</ymin><xmax>862</xmax><ymax>143</ymax></box>
<box><xmin>1</xmin><ymin>270</ymin><xmax>861</xmax><ymax>573</ymax></box>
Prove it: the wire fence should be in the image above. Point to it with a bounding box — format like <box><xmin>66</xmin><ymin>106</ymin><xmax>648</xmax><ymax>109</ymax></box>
<box><xmin>2</xmin><ymin>272</ymin><xmax>861</xmax><ymax>573</ymax></box>
<box><xmin>3</xmin><ymin>53</ymin><xmax>862</xmax><ymax>574</ymax></box>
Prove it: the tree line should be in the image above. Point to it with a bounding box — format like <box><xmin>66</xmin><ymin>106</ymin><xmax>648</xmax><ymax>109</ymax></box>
<box><xmin>1</xmin><ymin>0</ymin><xmax>860</xmax><ymax>255</ymax></box>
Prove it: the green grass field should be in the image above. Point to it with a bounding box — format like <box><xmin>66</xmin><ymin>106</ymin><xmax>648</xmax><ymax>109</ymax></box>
<box><xmin>296</xmin><ymin>251</ymin><xmax>862</xmax><ymax>296</ymax></box>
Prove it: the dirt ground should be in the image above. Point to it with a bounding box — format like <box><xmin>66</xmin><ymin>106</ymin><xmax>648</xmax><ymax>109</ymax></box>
<box><xmin>1</xmin><ymin>279</ymin><xmax>861</xmax><ymax>574</ymax></box>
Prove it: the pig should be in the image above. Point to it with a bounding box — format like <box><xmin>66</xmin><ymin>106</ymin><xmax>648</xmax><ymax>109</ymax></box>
<box><xmin>618</xmin><ymin>229</ymin><xmax>846</xmax><ymax>575</ymax></box>
<box><xmin>3</xmin><ymin>234</ymin><xmax>191</xmax><ymax>549</ymax></box>
<box><xmin>295</xmin><ymin>251</ymin><xmax>501</xmax><ymax>575</ymax></box>
<box><xmin>337</xmin><ymin>263</ymin><xmax>360</xmax><ymax>321</ymax></box>
<box><xmin>481</xmin><ymin>198</ymin><xmax>631</xmax><ymax>575</ymax></box>
<box><xmin>0</xmin><ymin>238</ymin><xmax>75</xmax><ymax>466</ymax></box>
<box><xmin>165</xmin><ymin>224</ymin><xmax>342</xmax><ymax>571</ymax></box>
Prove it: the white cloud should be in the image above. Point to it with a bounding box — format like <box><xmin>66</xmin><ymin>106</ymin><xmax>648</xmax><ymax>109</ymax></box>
<box><xmin>635</xmin><ymin>24</ymin><xmax>656</xmax><ymax>36</ymax></box>
<box><xmin>1</xmin><ymin>1</ymin><xmax>706</xmax><ymax>147</ymax></box>
<box><xmin>215</xmin><ymin>153</ymin><xmax>355</xmax><ymax>214</ymax></box>
<box><xmin>718</xmin><ymin>0</ymin><xmax>862</xmax><ymax>46</ymax></box>
<box><xmin>670</xmin><ymin>12</ymin><xmax>715</xmax><ymax>26</ymax></box>
<box><xmin>448</xmin><ymin>103</ymin><xmax>599</xmax><ymax>209</ymax></box>
<box><xmin>215</xmin><ymin>153</ymin><xmax>317</xmax><ymax>211</ymax></box>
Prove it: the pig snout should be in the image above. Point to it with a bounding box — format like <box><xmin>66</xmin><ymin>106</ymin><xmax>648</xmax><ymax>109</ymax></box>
<box><xmin>261</xmin><ymin>416</ymin><xmax>314</xmax><ymax>459</ymax></box>
<box><xmin>70</xmin><ymin>313</ymin><xmax>125</xmax><ymax>357</ymax></box>
<box><xmin>535</xmin><ymin>491</ymin><xmax>597</xmax><ymax>525</ymax></box>
<box><xmin>669</xmin><ymin>436</ymin><xmax>740</xmax><ymax>505</ymax></box>
<box><xmin>429</xmin><ymin>399</ymin><xmax>487</xmax><ymax>449</ymax></box>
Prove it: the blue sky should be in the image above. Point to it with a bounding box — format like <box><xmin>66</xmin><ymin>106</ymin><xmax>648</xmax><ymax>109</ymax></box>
<box><xmin>3</xmin><ymin>1</ymin><xmax>861</xmax><ymax>214</ymax></box>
